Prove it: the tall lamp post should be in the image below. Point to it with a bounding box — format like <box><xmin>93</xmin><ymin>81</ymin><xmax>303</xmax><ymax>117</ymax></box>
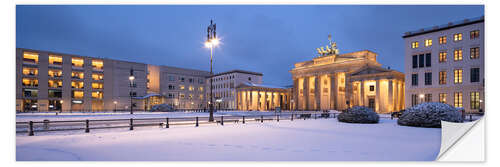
<box><xmin>129</xmin><ymin>68</ymin><xmax>135</xmax><ymax>114</ymax></box>
<box><xmin>205</xmin><ymin>19</ymin><xmax>219</xmax><ymax>122</ymax></box>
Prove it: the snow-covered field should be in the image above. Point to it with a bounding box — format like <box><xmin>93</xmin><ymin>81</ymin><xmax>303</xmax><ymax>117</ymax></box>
<box><xmin>16</xmin><ymin>117</ymin><xmax>441</xmax><ymax>161</ymax></box>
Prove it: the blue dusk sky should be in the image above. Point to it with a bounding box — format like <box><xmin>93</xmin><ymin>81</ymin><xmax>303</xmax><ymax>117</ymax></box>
<box><xmin>16</xmin><ymin>5</ymin><xmax>484</xmax><ymax>86</ymax></box>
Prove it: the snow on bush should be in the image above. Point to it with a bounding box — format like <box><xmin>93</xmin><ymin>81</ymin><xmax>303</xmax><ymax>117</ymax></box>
<box><xmin>337</xmin><ymin>106</ymin><xmax>379</xmax><ymax>124</ymax></box>
<box><xmin>150</xmin><ymin>104</ymin><xmax>174</xmax><ymax>112</ymax></box>
<box><xmin>397</xmin><ymin>102</ymin><xmax>463</xmax><ymax>128</ymax></box>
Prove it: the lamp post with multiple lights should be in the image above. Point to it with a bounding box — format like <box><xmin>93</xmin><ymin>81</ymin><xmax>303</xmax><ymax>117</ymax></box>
<box><xmin>205</xmin><ymin>19</ymin><xmax>219</xmax><ymax>122</ymax></box>
<box><xmin>129</xmin><ymin>68</ymin><xmax>135</xmax><ymax>114</ymax></box>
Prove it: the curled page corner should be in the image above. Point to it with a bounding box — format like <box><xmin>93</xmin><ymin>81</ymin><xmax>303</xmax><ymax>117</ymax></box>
<box><xmin>436</xmin><ymin>118</ymin><xmax>482</xmax><ymax>160</ymax></box>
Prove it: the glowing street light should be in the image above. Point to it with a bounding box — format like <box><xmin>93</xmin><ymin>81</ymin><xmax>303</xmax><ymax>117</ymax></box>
<box><xmin>129</xmin><ymin>68</ymin><xmax>135</xmax><ymax>114</ymax></box>
<box><xmin>113</xmin><ymin>101</ymin><xmax>118</xmax><ymax>112</ymax></box>
<box><xmin>205</xmin><ymin>19</ymin><xmax>219</xmax><ymax>122</ymax></box>
<box><xmin>419</xmin><ymin>94</ymin><xmax>424</xmax><ymax>104</ymax></box>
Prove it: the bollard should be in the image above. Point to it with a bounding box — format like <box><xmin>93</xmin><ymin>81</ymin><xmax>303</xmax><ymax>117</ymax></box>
<box><xmin>196</xmin><ymin>117</ymin><xmax>199</xmax><ymax>127</ymax></box>
<box><xmin>277</xmin><ymin>115</ymin><xmax>279</xmax><ymax>122</ymax></box>
<box><xmin>391</xmin><ymin>114</ymin><xmax>394</xmax><ymax>120</ymax></box>
<box><xmin>333</xmin><ymin>113</ymin><xmax>336</xmax><ymax>118</ymax></box>
<box><xmin>314</xmin><ymin>113</ymin><xmax>317</xmax><ymax>119</ymax></box>
<box><xmin>129</xmin><ymin>118</ymin><xmax>134</xmax><ymax>130</ymax></box>
<box><xmin>221</xmin><ymin>116</ymin><xmax>224</xmax><ymax>126</ymax></box>
<box><xmin>291</xmin><ymin>114</ymin><xmax>294</xmax><ymax>121</ymax></box>
<box><xmin>28</xmin><ymin>121</ymin><xmax>34</xmax><ymax>136</ymax></box>
<box><xmin>166</xmin><ymin>118</ymin><xmax>169</xmax><ymax>128</ymax></box>
<box><xmin>85</xmin><ymin>119</ymin><xmax>90</xmax><ymax>133</ymax></box>
<box><xmin>261</xmin><ymin>115</ymin><xmax>264</xmax><ymax>123</ymax></box>
<box><xmin>243</xmin><ymin>116</ymin><xmax>245</xmax><ymax>124</ymax></box>
<box><xmin>470</xmin><ymin>115</ymin><xmax>472</xmax><ymax>122</ymax></box>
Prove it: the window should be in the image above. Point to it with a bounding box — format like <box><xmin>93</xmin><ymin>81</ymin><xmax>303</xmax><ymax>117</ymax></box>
<box><xmin>439</xmin><ymin>36</ymin><xmax>447</xmax><ymax>44</ymax></box>
<box><xmin>179</xmin><ymin>85</ymin><xmax>185</xmax><ymax>90</ymax></box>
<box><xmin>180</xmin><ymin>77</ymin><xmax>185</xmax><ymax>82</ymax></box>
<box><xmin>411</xmin><ymin>74</ymin><xmax>418</xmax><ymax>86</ymax></box>
<box><xmin>470</xmin><ymin>30</ymin><xmax>480</xmax><ymax>40</ymax></box>
<box><xmin>425</xmin><ymin>53</ymin><xmax>431</xmax><ymax>67</ymax></box>
<box><xmin>92</xmin><ymin>82</ymin><xmax>103</xmax><ymax>89</ymax></box>
<box><xmin>23</xmin><ymin>88</ymin><xmax>38</xmax><ymax>98</ymax></box>
<box><xmin>470</xmin><ymin>92</ymin><xmax>480</xmax><ymax>109</ymax></box>
<box><xmin>72</xmin><ymin>57</ymin><xmax>84</xmax><ymax>68</ymax></box>
<box><xmin>22</xmin><ymin>78</ymin><xmax>38</xmax><ymax>87</ymax></box>
<box><xmin>92</xmin><ymin>91</ymin><xmax>103</xmax><ymax>99</ymax></box>
<box><xmin>179</xmin><ymin>93</ymin><xmax>185</xmax><ymax>99</ymax></box>
<box><xmin>169</xmin><ymin>76</ymin><xmax>175</xmax><ymax>81</ymax></box>
<box><xmin>369</xmin><ymin>85</ymin><xmax>375</xmax><ymax>92</ymax></box>
<box><xmin>248</xmin><ymin>77</ymin><xmax>252</xmax><ymax>81</ymax></box>
<box><xmin>453</xmin><ymin>33</ymin><xmax>462</xmax><ymax>41</ymax></box>
<box><xmin>412</xmin><ymin>55</ymin><xmax>418</xmax><ymax>68</ymax></box>
<box><xmin>71</xmin><ymin>81</ymin><xmax>84</xmax><ymax>89</ymax></box>
<box><xmin>198</xmin><ymin>78</ymin><xmax>204</xmax><ymax>84</ymax></box>
<box><xmin>411</xmin><ymin>41</ymin><xmax>419</xmax><ymax>48</ymax></box>
<box><xmin>439</xmin><ymin>51</ymin><xmax>447</xmax><ymax>63</ymax></box>
<box><xmin>454</xmin><ymin>69</ymin><xmax>463</xmax><ymax>84</ymax></box>
<box><xmin>439</xmin><ymin>71</ymin><xmax>447</xmax><ymax>85</ymax></box>
<box><xmin>92</xmin><ymin>73</ymin><xmax>104</xmax><ymax>80</ymax></box>
<box><xmin>199</xmin><ymin>87</ymin><xmax>204</xmax><ymax>91</ymax></box>
<box><xmin>92</xmin><ymin>59</ymin><xmax>103</xmax><ymax>70</ymax></box>
<box><xmin>470</xmin><ymin>47</ymin><xmax>480</xmax><ymax>59</ymax></box>
<box><xmin>48</xmin><ymin>89</ymin><xmax>62</xmax><ymax>98</ymax></box>
<box><xmin>411</xmin><ymin>94</ymin><xmax>418</xmax><ymax>106</ymax></box>
<box><xmin>168</xmin><ymin>85</ymin><xmax>175</xmax><ymax>90</ymax></box>
<box><xmin>49</xmin><ymin>55</ymin><xmax>63</xmax><ymax>66</ymax></box>
<box><xmin>439</xmin><ymin>93</ymin><xmax>447</xmax><ymax>103</ymax></box>
<box><xmin>48</xmin><ymin>69</ymin><xmax>62</xmax><ymax>77</ymax></box>
<box><xmin>167</xmin><ymin>93</ymin><xmax>175</xmax><ymax>99</ymax></box>
<box><xmin>454</xmin><ymin>49</ymin><xmax>463</xmax><ymax>61</ymax></box>
<box><xmin>199</xmin><ymin>94</ymin><xmax>203</xmax><ymax>100</ymax></box>
<box><xmin>425</xmin><ymin>94</ymin><xmax>432</xmax><ymax>102</ymax></box>
<box><xmin>425</xmin><ymin>72</ymin><xmax>432</xmax><ymax>85</ymax></box>
<box><xmin>48</xmin><ymin>80</ymin><xmax>62</xmax><ymax>88</ymax></box>
<box><xmin>129</xmin><ymin>92</ymin><xmax>137</xmax><ymax>97</ymax></box>
<box><xmin>72</xmin><ymin>90</ymin><xmax>84</xmax><ymax>99</ymax></box>
<box><xmin>425</xmin><ymin>39</ymin><xmax>432</xmax><ymax>47</ymax></box>
<box><xmin>188</xmin><ymin>94</ymin><xmax>193</xmax><ymax>99</ymax></box>
<box><xmin>23</xmin><ymin>67</ymin><xmax>38</xmax><ymax>76</ymax></box>
<box><xmin>470</xmin><ymin>68</ymin><xmax>480</xmax><ymax>83</ymax></box>
<box><xmin>419</xmin><ymin>54</ymin><xmax>424</xmax><ymax>67</ymax></box>
<box><xmin>189</xmin><ymin>86</ymin><xmax>194</xmax><ymax>91</ymax></box>
<box><xmin>71</xmin><ymin>71</ymin><xmax>84</xmax><ymax>79</ymax></box>
<box><xmin>23</xmin><ymin>52</ymin><xmax>38</xmax><ymax>64</ymax></box>
<box><xmin>189</xmin><ymin>78</ymin><xmax>193</xmax><ymax>83</ymax></box>
<box><xmin>454</xmin><ymin>92</ymin><xmax>463</xmax><ymax>108</ymax></box>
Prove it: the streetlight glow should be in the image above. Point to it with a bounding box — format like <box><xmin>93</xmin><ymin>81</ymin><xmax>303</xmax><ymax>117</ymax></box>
<box><xmin>419</xmin><ymin>94</ymin><xmax>424</xmax><ymax>98</ymax></box>
<box><xmin>211</xmin><ymin>38</ymin><xmax>220</xmax><ymax>46</ymax></box>
<box><xmin>129</xmin><ymin>76</ymin><xmax>135</xmax><ymax>81</ymax></box>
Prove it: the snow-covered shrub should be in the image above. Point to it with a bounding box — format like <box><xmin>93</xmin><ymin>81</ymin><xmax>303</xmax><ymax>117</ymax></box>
<box><xmin>337</xmin><ymin>106</ymin><xmax>379</xmax><ymax>124</ymax></box>
<box><xmin>397</xmin><ymin>102</ymin><xmax>463</xmax><ymax>128</ymax></box>
<box><xmin>150</xmin><ymin>104</ymin><xmax>174</xmax><ymax>112</ymax></box>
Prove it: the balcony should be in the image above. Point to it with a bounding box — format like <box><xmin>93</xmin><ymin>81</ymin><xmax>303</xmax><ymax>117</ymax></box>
<box><xmin>22</xmin><ymin>67</ymin><xmax>38</xmax><ymax>76</ymax></box>
<box><xmin>71</xmin><ymin>72</ymin><xmax>84</xmax><ymax>80</ymax></box>
<box><xmin>48</xmin><ymin>70</ymin><xmax>63</xmax><ymax>78</ymax></box>
<box><xmin>71</xmin><ymin>81</ymin><xmax>84</xmax><ymax>89</ymax></box>
<box><xmin>48</xmin><ymin>80</ymin><xmax>63</xmax><ymax>88</ymax></box>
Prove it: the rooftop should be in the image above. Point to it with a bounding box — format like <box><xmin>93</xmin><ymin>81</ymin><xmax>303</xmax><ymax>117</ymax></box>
<box><xmin>402</xmin><ymin>16</ymin><xmax>484</xmax><ymax>38</ymax></box>
<box><xmin>211</xmin><ymin>69</ymin><xmax>263</xmax><ymax>77</ymax></box>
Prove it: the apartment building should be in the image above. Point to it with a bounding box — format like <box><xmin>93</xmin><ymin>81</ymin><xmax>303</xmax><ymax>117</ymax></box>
<box><xmin>207</xmin><ymin>70</ymin><xmax>263</xmax><ymax>110</ymax></box>
<box><xmin>16</xmin><ymin>48</ymin><xmax>210</xmax><ymax>112</ymax></box>
<box><xmin>403</xmin><ymin>16</ymin><xmax>484</xmax><ymax>113</ymax></box>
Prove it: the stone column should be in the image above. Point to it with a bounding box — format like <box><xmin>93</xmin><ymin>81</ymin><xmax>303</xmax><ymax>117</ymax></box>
<box><xmin>375</xmin><ymin>80</ymin><xmax>381</xmax><ymax>113</ymax></box>
<box><xmin>360</xmin><ymin>80</ymin><xmax>365</xmax><ymax>106</ymax></box>
<box><xmin>293</xmin><ymin>78</ymin><xmax>299</xmax><ymax>110</ymax></box>
<box><xmin>304</xmin><ymin>76</ymin><xmax>310</xmax><ymax>111</ymax></box>
<box><xmin>249</xmin><ymin>90</ymin><xmax>253</xmax><ymax>111</ymax></box>
<box><xmin>270</xmin><ymin>91</ymin><xmax>274</xmax><ymax>110</ymax></box>
<box><xmin>330</xmin><ymin>73</ymin><xmax>337</xmax><ymax>110</ymax></box>
<box><xmin>315</xmin><ymin>75</ymin><xmax>321</xmax><ymax>111</ymax></box>
<box><xmin>388</xmin><ymin>79</ymin><xmax>394</xmax><ymax>113</ymax></box>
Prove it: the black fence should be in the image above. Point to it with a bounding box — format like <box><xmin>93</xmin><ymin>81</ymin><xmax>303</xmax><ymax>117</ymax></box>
<box><xmin>16</xmin><ymin>111</ymin><xmax>338</xmax><ymax>136</ymax></box>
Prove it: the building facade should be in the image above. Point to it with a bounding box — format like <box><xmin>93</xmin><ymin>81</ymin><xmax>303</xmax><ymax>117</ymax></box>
<box><xmin>236</xmin><ymin>83</ymin><xmax>291</xmax><ymax>111</ymax></box>
<box><xmin>290</xmin><ymin>38</ymin><xmax>405</xmax><ymax>113</ymax></box>
<box><xmin>207</xmin><ymin>70</ymin><xmax>263</xmax><ymax>110</ymax></box>
<box><xmin>403</xmin><ymin>16</ymin><xmax>484</xmax><ymax>113</ymax></box>
<box><xmin>16</xmin><ymin>48</ymin><xmax>210</xmax><ymax>112</ymax></box>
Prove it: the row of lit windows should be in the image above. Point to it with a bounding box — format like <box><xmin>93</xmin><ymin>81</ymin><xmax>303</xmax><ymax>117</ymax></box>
<box><xmin>410</xmin><ymin>30</ymin><xmax>480</xmax><ymax>49</ymax></box>
<box><xmin>168</xmin><ymin>75</ymin><xmax>205</xmax><ymax>84</ymax></box>
<box><xmin>212</xmin><ymin>82</ymin><xmax>235</xmax><ymax>89</ymax></box>
<box><xmin>22</xmin><ymin>88</ymin><xmax>102</xmax><ymax>99</ymax></box>
<box><xmin>22</xmin><ymin>52</ymin><xmax>104</xmax><ymax>70</ymax></box>
<box><xmin>410</xmin><ymin>92</ymin><xmax>481</xmax><ymax>109</ymax></box>
<box><xmin>210</xmin><ymin>91</ymin><xmax>235</xmax><ymax>98</ymax></box>
<box><xmin>22</xmin><ymin>78</ymin><xmax>103</xmax><ymax>89</ymax></box>
<box><xmin>411</xmin><ymin>68</ymin><xmax>480</xmax><ymax>86</ymax></box>
<box><xmin>412</xmin><ymin>47</ymin><xmax>480</xmax><ymax>68</ymax></box>
<box><xmin>168</xmin><ymin>85</ymin><xmax>203</xmax><ymax>91</ymax></box>
<box><xmin>23</xmin><ymin>67</ymin><xmax>104</xmax><ymax>81</ymax></box>
<box><xmin>167</xmin><ymin>93</ymin><xmax>203</xmax><ymax>100</ymax></box>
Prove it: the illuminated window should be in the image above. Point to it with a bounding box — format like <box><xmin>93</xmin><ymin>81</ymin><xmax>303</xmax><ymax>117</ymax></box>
<box><xmin>454</xmin><ymin>92</ymin><xmax>463</xmax><ymax>108</ymax></box>
<box><xmin>48</xmin><ymin>69</ymin><xmax>62</xmax><ymax>77</ymax></box>
<box><xmin>470</xmin><ymin>47</ymin><xmax>479</xmax><ymax>59</ymax></box>
<box><xmin>71</xmin><ymin>81</ymin><xmax>84</xmax><ymax>89</ymax></box>
<box><xmin>23</xmin><ymin>67</ymin><xmax>38</xmax><ymax>76</ymax></box>
<box><xmin>189</xmin><ymin>94</ymin><xmax>193</xmax><ymax>99</ymax></box>
<box><xmin>470</xmin><ymin>92</ymin><xmax>480</xmax><ymax>109</ymax></box>
<box><xmin>72</xmin><ymin>90</ymin><xmax>84</xmax><ymax>99</ymax></box>
<box><xmin>92</xmin><ymin>91</ymin><xmax>103</xmax><ymax>99</ymax></box>
<box><xmin>179</xmin><ymin>93</ymin><xmax>185</xmax><ymax>99</ymax></box>
<box><xmin>92</xmin><ymin>73</ymin><xmax>104</xmax><ymax>80</ymax></box>
<box><xmin>425</xmin><ymin>94</ymin><xmax>432</xmax><ymax>102</ymax></box>
<box><xmin>470</xmin><ymin>30</ymin><xmax>480</xmax><ymax>40</ymax></box>
<box><xmin>439</xmin><ymin>93</ymin><xmax>447</xmax><ymax>103</ymax></box>
<box><xmin>71</xmin><ymin>71</ymin><xmax>84</xmax><ymax>79</ymax></box>
<box><xmin>23</xmin><ymin>52</ymin><xmax>38</xmax><ymax>64</ymax></box>
<box><xmin>425</xmin><ymin>39</ymin><xmax>432</xmax><ymax>47</ymax></box>
<box><xmin>453</xmin><ymin>33</ymin><xmax>462</xmax><ymax>41</ymax></box>
<box><xmin>439</xmin><ymin>51</ymin><xmax>447</xmax><ymax>62</ymax></box>
<box><xmin>48</xmin><ymin>80</ymin><xmax>62</xmax><ymax>88</ymax></box>
<box><xmin>411</xmin><ymin>41</ymin><xmax>419</xmax><ymax>48</ymax></box>
<box><xmin>199</xmin><ymin>87</ymin><xmax>204</xmax><ymax>91</ymax></box>
<box><xmin>199</xmin><ymin>94</ymin><xmax>203</xmax><ymax>100</ymax></box>
<box><xmin>439</xmin><ymin>36</ymin><xmax>447</xmax><ymax>44</ymax></box>
<box><xmin>439</xmin><ymin>71</ymin><xmax>447</xmax><ymax>85</ymax></box>
<box><xmin>92</xmin><ymin>59</ymin><xmax>103</xmax><ymax>70</ymax></box>
<box><xmin>189</xmin><ymin>86</ymin><xmax>194</xmax><ymax>91</ymax></box>
<box><xmin>92</xmin><ymin>82</ymin><xmax>103</xmax><ymax>89</ymax></box>
<box><xmin>454</xmin><ymin>69</ymin><xmax>463</xmax><ymax>84</ymax></box>
<box><xmin>72</xmin><ymin>57</ymin><xmax>84</xmax><ymax>68</ymax></box>
<box><xmin>22</xmin><ymin>78</ymin><xmax>38</xmax><ymax>87</ymax></box>
<box><xmin>454</xmin><ymin>49</ymin><xmax>462</xmax><ymax>61</ymax></box>
<box><xmin>179</xmin><ymin>85</ymin><xmax>185</xmax><ymax>90</ymax></box>
<box><xmin>49</xmin><ymin>55</ymin><xmax>63</xmax><ymax>65</ymax></box>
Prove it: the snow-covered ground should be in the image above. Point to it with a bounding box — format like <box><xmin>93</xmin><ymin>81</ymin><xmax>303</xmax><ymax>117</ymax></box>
<box><xmin>16</xmin><ymin>118</ymin><xmax>441</xmax><ymax>161</ymax></box>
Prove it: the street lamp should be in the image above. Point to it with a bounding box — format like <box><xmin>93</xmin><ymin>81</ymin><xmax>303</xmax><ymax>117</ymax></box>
<box><xmin>60</xmin><ymin>100</ymin><xmax>63</xmax><ymax>112</ymax></box>
<box><xmin>129</xmin><ymin>68</ymin><xmax>135</xmax><ymax>114</ymax></box>
<box><xmin>419</xmin><ymin>94</ymin><xmax>424</xmax><ymax>104</ymax></box>
<box><xmin>205</xmin><ymin>19</ymin><xmax>219</xmax><ymax>122</ymax></box>
<box><xmin>113</xmin><ymin>101</ymin><xmax>117</xmax><ymax>112</ymax></box>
